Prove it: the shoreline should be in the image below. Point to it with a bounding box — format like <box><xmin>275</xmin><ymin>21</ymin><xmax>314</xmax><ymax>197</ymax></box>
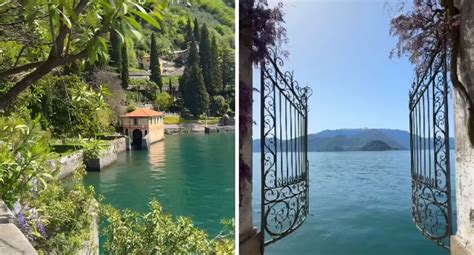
<box><xmin>165</xmin><ymin>124</ymin><xmax>235</xmax><ymax>134</ymax></box>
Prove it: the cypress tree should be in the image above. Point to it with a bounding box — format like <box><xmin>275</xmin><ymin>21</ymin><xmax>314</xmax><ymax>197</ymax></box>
<box><xmin>185</xmin><ymin>18</ymin><xmax>194</xmax><ymax>43</ymax></box>
<box><xmin>221</xmin><ymin>44</ymin><xmax>234</xmax><ymax>96</ymax></box>
<box><xmin>121</xmin><ymin>43</ymin><xmax>129</xmax><ymax>89</ymax></box>
<box><xmin>110</xmin><ymin>29</ymin><xmax>122</xmax><ymax>72</ymax></box>
<box><xmin>199</xmin><ymin>23</ymin><xmax>212</xmax><ymax>95</ymax></box>
<box><xmin>150</xmin><ymin>33</ymin><xmax>163</xmax><ymax>92</ymax></box>
<box><xmin>181</xmin><ymin>63</ymin><xmax>209</xmax><ymax>117</ymax></box>
<box><xmin>168</xmin><ymin>78</ymin><xmax>172</xmax><ymax>95</ymax></box>
<box><xmin>187</xmin><ymin>40</ymin><xmax>199</xmax><ymax>67</ymax></box>
<box><xmin>210</xmin><ymin>35</ymin><xmax>222</xmax><ymax>96</ymax></box>
<box><xmin>193</xmin><ymin>18</ymin><xmax>200</xmax><ymax>42</ymax></box>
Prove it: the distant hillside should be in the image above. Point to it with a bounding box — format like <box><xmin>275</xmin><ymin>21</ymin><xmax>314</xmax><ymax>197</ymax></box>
<box><xmin>253</xmin><ymin>128</ymin><xmax>455</xmax><ymax>152</ymax></box>
<box><xmin>359</xmin><ymin>140</ymin><xmax>395</xmax><ymax>151</ymax></box>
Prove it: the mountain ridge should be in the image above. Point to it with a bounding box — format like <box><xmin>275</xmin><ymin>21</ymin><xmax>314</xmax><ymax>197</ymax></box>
<box><xmin>253</xmin><ymin>128</ymin><xmax>455</xmax><ymax>152</ymax></box>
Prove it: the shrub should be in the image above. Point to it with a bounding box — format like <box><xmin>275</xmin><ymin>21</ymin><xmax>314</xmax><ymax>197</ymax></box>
<box><xmin>16</xmin><ymin>168</ymin><xmax>96</xmax><ymax>254</ymax></box>
<box><xmin>210</xmin><ymin>95</ymin><xmax>228</xmax><ymax>116</ymax></box>
<box><xmin>101</xmin><ymin>199</ymin><xmax>234</xmax><ymax>254</ymax></box>
<box><xmin>0</xmin><ymin>116</ymin><xmax>95</xmax><ymax>253</ymax></box>
<box><xmin>29</xmin><ymin>75</ymin><xmax>110</xmax><ymax>139</ymax></box>
<box><xmin>80</xmin><ymin>139</ymin><xmax>109</xmax><ymax>161</ymax></box>
<box><xmin>154</xmin><ymin>92</ymin><xmax>173</xmax><ymax>111</ymax></box>
<box><xmin>0</xmin><ymin>116</ymin><xmax>56</xmax><ymax>207</ymax></box>
<box><xmin>164</xmin><ymin>115</ymin><xmax>180</xmax><ymax>124</ymax></box>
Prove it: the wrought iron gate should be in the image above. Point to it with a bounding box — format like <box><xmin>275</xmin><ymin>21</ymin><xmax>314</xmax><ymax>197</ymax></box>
<box><xmin>409</xmin><ymin>46</ymin><xmax>452</xmax><ymax>249</ymax></box>
<box><xmin>260</xmin><ymin>47</ymin><xmax>312</xmax><ymax>249</ymax></box>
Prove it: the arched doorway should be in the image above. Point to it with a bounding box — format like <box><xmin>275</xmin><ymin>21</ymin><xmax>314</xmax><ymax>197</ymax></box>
<box><xmin>132</xmin><ymin>129</ymin><xmax>143</xmax><ymax>149</ymax></box>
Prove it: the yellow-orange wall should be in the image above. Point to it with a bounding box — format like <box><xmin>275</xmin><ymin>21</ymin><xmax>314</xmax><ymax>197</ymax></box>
<box><xmin>122</xmin><ymin>116</ymin><xmax>164</xmax><ymax>144</ymax></box>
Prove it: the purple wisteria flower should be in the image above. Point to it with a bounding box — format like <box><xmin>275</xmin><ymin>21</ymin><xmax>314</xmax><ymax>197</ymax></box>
<box><xmin>15</xmin><ymin>211</ymin><xmax>34</xmax><ymax>242</ymax></box>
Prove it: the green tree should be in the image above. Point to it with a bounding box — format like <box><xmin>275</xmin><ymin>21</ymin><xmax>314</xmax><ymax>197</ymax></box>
<box><xmin>221</xmin><ymin>44</ymin><xmax>234</xmax><ymax>96</ymax></box>
<box><xmin>193</xmin><ymin>18</ymin><xmax>201</xmax><ymax>42</ymax></box>
<box><xmin>168</xmin><ymin>78</ymin><xmax>173</xmax><ymax>97</ymax></box>
<box><xmin>0</xmin><ymin>1</ymin><xmax>165</xmax><ymax>110</ymax></box>
<box><xmin>185</xmin><ymin>18</ymin><xmax>194</xmax><ymax>43</ymax></box>
<box><xmin>199</xmin><ymin>24</ymin><xmax>212</xmax><ymax>95</ymax></box>
<box><xmin>180</xmin><ymin>63</ymin><xmax>209</xmax><ymax>117</ymax></box>
<box><xmin>210</xmin><ymin>35</ymin><xmax>223</xmax><ymax>96</ymax></box>
<box><xmin>121</xmin><ymin>43</ymin><xmax>129</xmax><ymax>90</ymax></box>
<box><xmin>150</xmin><ymin>33</ymin><xmax>163</xmax><ymax>92</ymax></box>
<box><xmin>187</xmin><ymin>40</ymin><xmax>200</xmax><ymax>67</ymax></box>
<box><xmin>210</xmin><ymin>95</ymin><xmax>227</xmax><ymax>116</ymax></box>
<box><xmin>110</xmin><ymin>29</ymin><xmax>122</xmax><ymax>72</ymax></box>
<box><xmin>0</xmin><ymin>116</ymin><xmax>54</xmax><ymax>207</ymax></box>
<box><xmin>29</xmin><ymin>75</ymin><xmax>110</xmax><ymax>138</ymax></box>
<box><xmin>155</xmin><ymin>92</ymin><xmax>173</xmax><ymax>111</ymax></box>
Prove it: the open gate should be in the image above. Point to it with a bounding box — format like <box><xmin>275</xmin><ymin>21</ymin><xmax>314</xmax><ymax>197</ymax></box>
<box><xmin>409</xmin><ymin>44</ymin><xmax>453</xmax><ymax>249</ymax></box>
<box><xmin>260</xmin><ymin>47</ymin><xmax>312</xmax><ymax>250</ymax></box>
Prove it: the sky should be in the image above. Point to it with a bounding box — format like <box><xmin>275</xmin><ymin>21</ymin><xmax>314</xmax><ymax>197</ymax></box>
<box><xmin>252</xmin><ymin>0</ymin><xmax>433</xmax><ymax>138</ymax></box>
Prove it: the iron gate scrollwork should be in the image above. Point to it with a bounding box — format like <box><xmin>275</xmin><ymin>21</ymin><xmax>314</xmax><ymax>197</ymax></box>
<box><xmin>409</xmin><ymin>44</ymin><xmax>452</xmax><ymax>249</ymax></box>
<box><xmin>260</xmin><ymin>47</ymin><xmax>312</xmax><ymax>248</ymax></box>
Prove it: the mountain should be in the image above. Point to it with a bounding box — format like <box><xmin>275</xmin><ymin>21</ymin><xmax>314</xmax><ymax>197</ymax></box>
<box><xmin>253</xmin><ymin>128</ymin><xmax>455</xmax><ymax>152</ymax></box>
<box><xmin>359</xmin><ymin>140</ymin><xmax>395</xmax><ymax>151</ymax></box>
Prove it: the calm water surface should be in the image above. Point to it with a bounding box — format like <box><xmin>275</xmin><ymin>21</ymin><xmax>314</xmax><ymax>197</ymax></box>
<box><xmin>84</xmin><ymin>133</ymin><xmax>235</xmax><ymax>236</ymax></box>
<box><xmin>253</xmin><ymin>150</ymin><xmax>454</xmax><ymax>255</ymax></box>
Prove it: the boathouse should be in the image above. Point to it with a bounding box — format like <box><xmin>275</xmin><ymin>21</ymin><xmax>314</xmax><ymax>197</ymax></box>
<box><xmin>122</xmin><ymin>108</ymin><xmax>165</xmax><ymax>149</ymax></box>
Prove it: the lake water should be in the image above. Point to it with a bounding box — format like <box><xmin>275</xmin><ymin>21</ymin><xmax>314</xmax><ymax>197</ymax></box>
<box><xmin>253</xmin><ymin>150</ymin><xmax>455</xmax><ymax>255</ymax></box>
<box><xmin>84</xmin><ymin>133</ymin><xmax>235</xmax><ymax>237</ymax></box>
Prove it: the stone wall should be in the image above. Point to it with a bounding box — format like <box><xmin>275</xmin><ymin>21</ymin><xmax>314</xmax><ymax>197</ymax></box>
<box><xmin>85</xmin><ymin>138</ymin><xmax>127</xmax><ymax>171</ymax></box>
<box><xmin>0</xmin><ymin>201</ymin><xmax>37</xmax><ymax>254</ymax></box>
<box><xmin>452</xmin><ymin>0</ymin><xmax>474</xmax><ymax>254</ymax></box>
<box><xmin>57</xmin><ymin>151</ymin><xmax>84</xmax><ymax>179</ymax></box>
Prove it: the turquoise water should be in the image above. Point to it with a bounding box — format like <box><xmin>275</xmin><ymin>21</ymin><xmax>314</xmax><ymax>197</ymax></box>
<box><xmin>84</xmin><ymin>133</ymin><xmax>235</xmax><ymax>237</ymax></box>
<box><xmin>253</xmin><ymin>151</ymin><xmax>454</xmax><ymax>255</ymax></box>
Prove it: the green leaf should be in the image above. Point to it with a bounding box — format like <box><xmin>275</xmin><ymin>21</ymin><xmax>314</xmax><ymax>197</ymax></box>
<box><xmin>131</xmin><ymin>10</ymin><xmax>160</xmax><ymax>30</ymax></box>
<box><xmin>123</xmin><ymin>16</ymin><xmax>141</xmax><ymax>30</ymax></box>
<box><xmin>54</xmin><ymin>7</ymin><xmax>73</xmax><ymax>29</ymax></box>
<box><xmin>129</xmin><ymin>27</ymin><xmax>142</xmax><ymax>41</ymax></box>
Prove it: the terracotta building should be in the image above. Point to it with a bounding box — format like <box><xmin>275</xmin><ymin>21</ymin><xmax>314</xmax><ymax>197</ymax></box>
<box><xmin>122</xmin><ymin>108</ymin><xmax>165</xmax><ymax>149</ymax></box>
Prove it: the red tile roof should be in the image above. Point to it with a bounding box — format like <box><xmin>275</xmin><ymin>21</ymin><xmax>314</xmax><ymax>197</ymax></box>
<box><xmin>124</xmin><ymin>108</ymin><xmax>164</xmax><ymax>117</ymax></box>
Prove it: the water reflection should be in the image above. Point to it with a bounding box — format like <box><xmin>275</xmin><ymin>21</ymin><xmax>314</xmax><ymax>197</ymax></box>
<box><xmin>148</xmin><ymin>141</ymin><xmax>166</xmax><ymax>170</ymax></box>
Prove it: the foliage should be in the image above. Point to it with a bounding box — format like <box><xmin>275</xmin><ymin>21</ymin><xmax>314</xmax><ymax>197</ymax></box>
<box><xmin>199</xmin><ymin>23</ymin><xmax>213</xmax><ymax>94</ymax></box>
<box><xmin>127</xmin><ymin>105</ymin><xmax>137</xmax><ymax>113</ymax></box>
<box><xmin>389</xmin><ymin>0</ymin><xmax>458</xmax><ymax>73</ymax></box>
<box><xmin>150</xmin><ymin>33</ymin><xmax>163</xmax><ymax>92</ymax></box>
<box><xmin>389</xmin><ymin>0</ymin><xmax>473</xmax><ymax>144</ymax></box>
<box><xmin>180</xmin><ymin>63</ymin><xmax>210</xmax><ymax>117</ymax></box>
<box><xmin>14</xmin><ymin>168</ymin><xmax>96</xmax><ymax>254</ymax></box>
<box><xmin>0</xmin><ymin>116</ymin><xmax>56</xmax><ymax>207</ymax></box>
<box><xmin>193</xmin><ymin>18</ymin><xmax>201</xmax><ymax>42</ymax></box>
<box><xmin>101</xmin><ymin>198</ymin><xmax>234</xmax><ymax>254</ymax></box>
<box><xmin>154</xmin><ymin>92</ymin><xmax>173</xmax><ymax>111</ymax></box>
<box><xmin>29</xmin><ymin>75</ymin><xmax>110</xmax><ymax>138</ymax></box>
<box><xmin>210</xmin><ymin>35</ymin><xmax>223</xmax><ymax>96</ymax></box>
<box><xmin>210</xmin><ymin>95</ymin><xmax>227</xmax><ymax>116</ymax></box>
<box><xmin>196</xmin><ymin>0</ymin><xmax>234</xmax><ymax>28</ymax></box>
<box><xmin>129</xmin><ymin>78</ymin><xmax>159</xmax><ymax>102</ymax></box>
<box><xmin>221</xmin><ymin>44</ymin><xmax>235</xmax><ymax>92</ymax></box>
<box><xmin>121</xmin><ymin>43</ymin><xmax>130</xmax><ymax>89</ymax></box>
<box><xmin>110</xmin><ymin>30</ymin><xmax>122</xmax><ymax>71</ymax></box>
<box><xmin>185</xmin><ymin>18</ymin><xmax>194</xmax><ymax>43</ymax></box>
<box><xmin>80</xmin><ymin>139</ymin><xmax>109</xmax><ymax>161</ymax></box>
<box><xmin>164</xmin><ymin>115</ymin><xmax>180</xmax><ymax>124</ymax></box>
<box><xmin>87</xmin><ymin>70</ymin><xmax>127</xmax><ymax>129</ymax></box>
<box><xmin>17</xmin><ymin>169</ymin><xmax>96</xmax><ymax>254</ymax></box>
<box><xmin>0</xmin><ymin>0</ymin><xmax>166</xmax><ymax>110</ymax></box>
<box><xmin>240</xmin><ymin>0</ymin><xmax>287</xmax><ymax>63</ymax></box>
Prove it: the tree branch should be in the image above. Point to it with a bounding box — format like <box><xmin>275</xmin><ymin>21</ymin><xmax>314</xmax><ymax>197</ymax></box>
<box><xmin>0</xmin><ymin>49</ymin><xmax>88</xmax><ymax>112</ymax></box>
<box><xmin>0</xmin><ymin>61</ymin><xmax>44</xmax><ymax>80</ymax></box>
